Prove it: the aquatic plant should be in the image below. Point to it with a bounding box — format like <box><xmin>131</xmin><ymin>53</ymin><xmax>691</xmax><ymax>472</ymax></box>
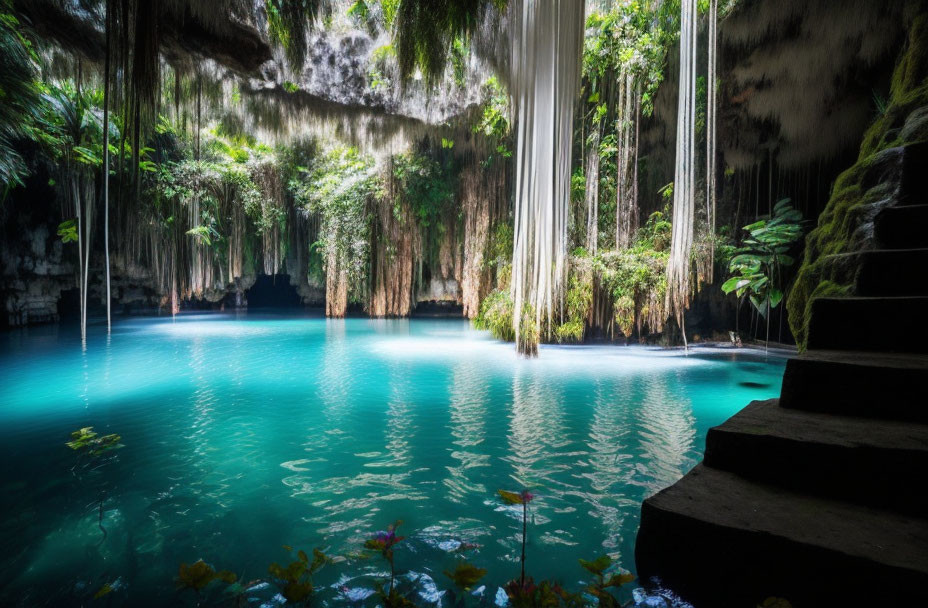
<box><xmin>364</xmin><ymin>520</ymin><xmax>406</xmax><ymax>600</ymax></box>
<box><xmin>268</xmin><ymin>546</ymin><xmax>329</xmax><ymax>605</ymax></box>
<box><xmin>444</xmin><ymin>561</ymin><xmax>487</xmax><ymax>606</ymax></box>
<box><xmin>578</xmin><ymin>555</ymin><xmax>635</xmax><ymax>608</ymax></box>
<box><xmin>504</xmin><ymin>577</ymin><xmax>582</xmax><ymax>608</ymax></box>
<box><xmin>176</xmin><ymin>559</ymin><xmax>237</xmax><ymax>597</ymax></box>
<box><xmin>498</xmin><ymin>489</ymin><xmax>535</xmax><ymax>588</ymax></box>
<box><xmin>66</xmin><ymin>426</ymin><xmax>123</xmax><ymax>543</ymax></box>
<box><xmin>66</xmin><ymin>427</ymin><xmax>123</xmax><ymax>456</ymax></box>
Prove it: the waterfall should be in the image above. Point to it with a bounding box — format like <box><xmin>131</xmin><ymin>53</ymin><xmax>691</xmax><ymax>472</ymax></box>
<box><xmin>509</xmin><ymin>0</ymin><xmax>585</xmax><ymax>355</ymax></box>
<box><xmin>666</xmin><ymin>0</ymin><xmax>698</xmax><ymax>347</ymax></box>
<box><xmin>584</xmin><ymin>127</ymin><xmax>600</xmax><ymax>254</ymax></box>
<box><xmin>615</xmin><ymin>70</ymin><xmax>640</xmax><ymax>250</ymax></box>
<box><xmin>705</xmin><ymin>0</ymin><xmax>718</xmax><ymax>283</ymax></box>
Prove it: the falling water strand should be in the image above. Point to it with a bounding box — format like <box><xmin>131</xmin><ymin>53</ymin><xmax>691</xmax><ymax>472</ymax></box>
<box><xmin>509</xmin><ymin>0</ymin><xmax>585</xmax><ymax>355</ymax></box>
<box><xmin>705</xmin><ymin>0</ymin><xmax>718</xmax><ymax>284</ymax></box>
<box><xmin>584</xmin><ymin>127</ymin><xmax>600</xmax><ymax>254</ymax></box>
<box><xmin>666</xmin><ymin>0</ymin><xmax>698</xmax><ymax>349</ymax></box>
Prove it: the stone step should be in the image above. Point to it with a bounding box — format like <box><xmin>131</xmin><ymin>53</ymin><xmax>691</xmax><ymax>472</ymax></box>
<box><xmin>704</xmin><ymin>399</ymin><xmax>928</xmax><ymax>514</ymax></box>
<box><xmin>635</xmin><ymin>464</ymin><xmax>928</xmax><ymax>606</ymax></box>
<box><xmin>849</xmin><ymin>248</ymin><xmax>928</xmax><ymax>296</ymax></box>
<box><xmin>875</xmin><ymin>205</ymin><xmax>928</xmax><ymax>248</ymax></box>
<box><xmin>779</xmin><ymin>349</ymin><xmax>928</xmax><ymax>422</ymax></box>
<box><xmin>806</xmin><ymin>296</ymin><xmax>928</xmax><ymax>353</ymax></box>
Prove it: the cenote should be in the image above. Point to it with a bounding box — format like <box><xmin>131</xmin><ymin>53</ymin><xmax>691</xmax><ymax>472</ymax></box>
<box><xmin>0</xmin><ymin>315</ymin><xmax>785</xmax><ymax>604</ymax></box>
<box><xmin>4</xmin><ymin>0</ymin><xmax>926</xmax><ymax>604</ymax></box>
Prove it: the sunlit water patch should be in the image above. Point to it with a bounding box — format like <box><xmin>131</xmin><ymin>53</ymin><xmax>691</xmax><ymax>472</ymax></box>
<box><xmin>0</xmin><ymin>313</ymin><xmax>786</xmax><ymax>606</ymax></box>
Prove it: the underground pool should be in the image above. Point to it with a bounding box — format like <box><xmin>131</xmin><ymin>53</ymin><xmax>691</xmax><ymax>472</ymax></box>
<box><xmin>0</xmin><ymin>313</ymin><xmax>786</xmax><ymax>605</ymax></box>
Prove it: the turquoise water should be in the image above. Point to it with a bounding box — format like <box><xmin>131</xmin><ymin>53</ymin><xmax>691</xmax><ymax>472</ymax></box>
<box><xmin>0</xmin><ymin>313</ymin><xmax>786</xmax><ymax>606</ymax></box>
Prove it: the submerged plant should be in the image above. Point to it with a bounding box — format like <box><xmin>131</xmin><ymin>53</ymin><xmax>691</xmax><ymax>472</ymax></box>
<box><xmin>66</xmin><ymin>427</ymin><xmax>123</xmax><ymax>456</ymax></box>
<box><xmin>579</xmin><ymin>555</ymin><xmax>635</xmax><ymax>607</ymax></box>
<box><xmin>268</xmin><ymin>546</ymin><xmax>328</xmax><ymax>605</ymax></box>
<box><xmin>175</xmin><ymin>559</ymin><xmax>237</xmax><ymax>597</ymax></box>
<box><xmin>498</xmin><ymin>489</ymin><xmax>535</xmax><ymax>588</ymax></box>
<box><xmin>444</xmin><ymin>561</ymin><xmax>487</xmax><ymax>607</ymax></box>
<box><xmin>505</xmin><ymin>577</ymin><xmax>582</xmax><ymax>608</ymax></box>
<box><xmin>66</xmin><ymin>426</ymin><xmax>123</xmax><ymax>544</ymax></box>
<box><xmin>364</xmin><ymin>521</ymin><xmax>407</xmax><ymax>604</ymax></box>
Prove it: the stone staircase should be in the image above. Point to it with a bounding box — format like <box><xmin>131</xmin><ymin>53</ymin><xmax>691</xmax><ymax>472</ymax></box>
<box><xmin>634</xmin><ymin>148</ymin><xmax>928</xmax><ymax>606</ymax></box>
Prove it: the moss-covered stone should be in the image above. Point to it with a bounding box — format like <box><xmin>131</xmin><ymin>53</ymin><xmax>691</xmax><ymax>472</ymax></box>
<box><xmin>788</xmin><ymin>12</ymin><xmax>928</xmax><ymax>350</ymax></box>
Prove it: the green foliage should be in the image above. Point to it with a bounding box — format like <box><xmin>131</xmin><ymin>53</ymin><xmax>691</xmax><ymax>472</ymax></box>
<box><xmin>504</xmin><ymin>578</ymin><xmax>582</xmax><ymax>608</ymax></box>
<box><xmin>364</xmin><ymin>521</ymin><xmax>406</xmax><ymax>604</ymax></box>
<box><xmin>556</xmin><ymin>255</ymin><xmax>593</xmax><ymax>343</ymax></box>
<box><xmin>579</xmin><ymin>555</ymin><xmax>635</xmax><ymax>608</ymax></box>
<box><xmin>473</xmin><ymin>76</ymin><xmax>511</xmax><ymax>161</ymax></box>
<box><xmin>391</xmin><ymin>151</ymin><xmax>455</xmax><ymax>227</ymax></box>
<box><xmin>592</xmin><ymin>211</ymin><xmax>671</xmax><ymax>338</ymax></box>
<box><xmin>66</xmin><ymin>427</ymin><xmax>123</xmax><ymax>456</ymax></box>
<box><xmin>268</xmin><ymin>546</ymin><xmax>328</xmax><ymax>604</ymax></box>
<box><xmin>41</xmin><ymin>84</ymin><xmax>111</xmax><ymax>175</ymax></box>
<box><xmin>0</xmin><ymin>3</ymin><xmax>43</xmax><ymax>191</ymax></box>
<box><xmin>517</xmin><ymin>304</ymin><xmax>540</xmax><ymax>356</ymax></box>
<box><xmin>444</xmin><ymin>561</ymin><xmax>487</xmax><ymax>591</ymax></box>
<box><xmin>473</xmin><ymin>289</ymin><xmax>515</xmax><ymax>342</ymax></box>
<box><xmin>57</xmin><ymin>219</ymin><xmax>78</xmax><ymax>243</ymax></box>
<box><xmin>186</xmin><ymin>224</ymin><xmax>217</xmax><ymax>247</ymax></box>
<box><xmin>292</xmin><ymin>146</ymin><xmax>380</xmax><ymax>302</ymax></box>
<box><xmin>368</xmin><ymin>44</ymin><xmax>397</xmax><ymax>90</ymax></box>
<box><xmin>722</xmin><ymin>199</ymin><xmax>803</xmax><ymax>319</ymax></box>
<box><xmin>583</xmin><ymin>3</ymin><xmax>675</xmax><ymax>118</ymax></box>
<box><xmin>176</xmin><ymin>560</ymin><xmax>237</xmax><ymax>595</ymax></box>
<box><xmin>390</xmin><ymin>0</ymin><xmax>503</xmax><ymax>85</ymax></box>
<box><xmin>265</xmin><ymin>0</ymin><xmax>326</xmax><ymax>71</ymax></box>
<box><xmin>637</xmin><ymin>210</ymin><xmax>672</xmax><ymax>251</ymax></box>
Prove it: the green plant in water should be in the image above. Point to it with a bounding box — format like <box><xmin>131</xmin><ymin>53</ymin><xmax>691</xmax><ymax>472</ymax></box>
<box><xmin>504</xmin><ymin>578</ymin><xmax>582</xmax><ymax>608</ymax></box>
<box><xmin>722</xmin><ymin>199</ymin><xmax>804</xmax><ymax>348</ymax></box>
<box><xmin>67</xmin><ymin>427</ymin><xmax>123</xmax><ymax>545</ymax></box>
<box><xmin>364</xmin><ymin>521</ymin><xmax>410</xmax><ymax>606</ymax></box>
<box><xmin>176</xmin><ymin>559</ymin><xmax>237</xmax><ymax>597</ymax></box>
<box><xmin>268</xmin><ymin>546</ymin><xmax>328</xmax><ymax>605</ymax></box>
<box><xmin>498</xmin><ymin>489</ymin><xmax>535</xmax><ymax>590</ymax></box>
<box><xmin>578</xmin><ymin>555</ymin><xmax>635</xmax><ymax>607</ymax></box>
<box><xmin>66</xmin><ymin>427</ymin><xmax>122</xmax><ymax>457</ymax></box>
<box><xmin>444</xmin><ymin>561</ymin><xmax>487</xmax><ymax>607</ymax></box>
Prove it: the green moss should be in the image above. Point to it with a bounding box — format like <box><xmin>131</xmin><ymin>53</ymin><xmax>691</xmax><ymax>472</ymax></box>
<box><xmin>788</xmin><ymin>12</ymin><xmax>928</xmax><ymax>350</ymax></box>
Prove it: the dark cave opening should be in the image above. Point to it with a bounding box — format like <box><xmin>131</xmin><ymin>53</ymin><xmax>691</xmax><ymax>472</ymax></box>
<box><xmin>57</xmin><ymin>288</ymin><xmax>81</xmax><ymax>322</ymax></box>
<box><xmin>244</xmin><ymin>274</ymin><xmax>302</xmax><ymax>308</ymax></box>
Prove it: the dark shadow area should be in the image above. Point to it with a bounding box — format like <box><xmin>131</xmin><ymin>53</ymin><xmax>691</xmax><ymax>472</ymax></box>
<box><xmin>412</xmin><ymin>300</ymin><xmax>464</xmax><ymax>317</ymax></box>
<box><xmin>57</xmin><ymin>288</ymin><xmax>80</xmax><ymax>322</ymax></box>
<box><xmin>245</xmin><ymin>274</ymin><xmax>301</xmax><ymax>308</ymax></box>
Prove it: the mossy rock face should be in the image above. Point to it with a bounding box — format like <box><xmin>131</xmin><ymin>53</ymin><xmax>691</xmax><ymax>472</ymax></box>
<box><xmin>788</xmin><ymin>13</ymin><xmax>928</xmax><ymax>350</ymax></box>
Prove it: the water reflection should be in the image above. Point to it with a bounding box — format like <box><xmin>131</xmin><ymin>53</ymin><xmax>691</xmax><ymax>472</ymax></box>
<box><xmin>0</xmin><ymin>317</ymin><xmax>786</xmax><ymax>604</ymax></box>
<box><xmin>445</xmin><ymin>360</ymin><xmax>490</xmax><ymax>503</ymax></box>
<box><xmin>636</xmin><ymin>371</ymin><xmax>697</xmax><ymax>492</ymax></box>
<box><xmin>580</xmin><ymin>378</ymin><xmax>636</xmax><ymax>555</ymax></box>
